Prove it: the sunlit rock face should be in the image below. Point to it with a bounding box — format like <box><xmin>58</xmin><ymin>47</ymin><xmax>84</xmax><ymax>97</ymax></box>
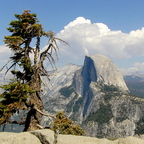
<box><xmin>73</xmin><ymin>54</ymin><xmax>129</xmax><ymax>96</ymax></box>
<box><xmin>85</xmin><ymin>54</ymin><xmax>129</xmax><ymax>90</ymax></box>
<box><xmin>43</xmin><ymin>54</ymin><xmax>144</xmax><ymax>139</ymax></box>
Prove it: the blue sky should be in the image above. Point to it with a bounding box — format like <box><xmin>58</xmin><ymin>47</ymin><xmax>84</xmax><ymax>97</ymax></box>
<box><xmin>1</xmin><ymin>0</ymin><xmax>144</xmax><ymax>74</ymax></box>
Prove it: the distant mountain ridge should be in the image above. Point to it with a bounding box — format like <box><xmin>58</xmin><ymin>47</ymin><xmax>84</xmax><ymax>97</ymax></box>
<box><xmin>1</xmin><ymin>54</ymin><xmax>144</xmax><ymax>137</ymax></box>
<box><xmin>42</xmin><ymin>54</ymin><xmax>144</xmax><ymax>139</ymax></box>
<box><xmin>124</xmin><ymin>75</ymin><xmax>144</xmax><ymax>98</ymax></box>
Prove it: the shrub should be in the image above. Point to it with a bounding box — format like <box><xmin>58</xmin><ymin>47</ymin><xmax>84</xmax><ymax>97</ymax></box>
<box><xmin>59</xmin><ymin>86</ymin><xmax>75</xmax><ymax>97</ymax></box>
<box><xmin>50</xmin><ymin>111</ymin><xmax>85</xmax><ymax>135</ymax></box>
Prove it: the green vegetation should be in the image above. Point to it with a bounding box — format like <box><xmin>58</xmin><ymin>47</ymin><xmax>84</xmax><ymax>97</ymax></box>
<box><xmin>100</xmin><ymin>84</ymin><xmax>123</xmax><ymax>102</ymax></box>
<box><xmin>115</xmin><ymin>103</ymin><xmax>129</xmax><ymax>122</ymax></box>
<box><xmin>85</xmin><ymin>103</ymin><xmax>113</xmax><ymax>125</ymax></box>
<box><xmin>50</xmin><ymin>111</ymin><xmax>85</xmax><ymax>135</ymax></box>
<box><xmin>135</xmin><ymin>118</ymin><xmax>144</xmax><ymax>135</ymax></box>
<box><xmin>0</xmin><ymin>10</ymin><xmax>67</xmax><ymax>131</ymax></box>
<box><xmin>108</xmin><ymin>138</ymin><xmax>118</xmax><ymax>141</ymax></box>
<box><xmin>59</xmin><ymin>86</ymin><xmax>83</xmax><ymax>114</ymax></box>
<box><xmin>66</xmin><ymin>95</ymin><xmax>78</xmax><ymax>113</ymax></box>
<box><xmin>102</xmin><ymin>84</ymin><xmax>120</xmax><ymax>92</ymax></box>
<box><xmin>104</xmin><ymin>91</ymin><xmax>120</xmax><ymax>102</ymax></box>
<box><xmin>69</xmin><ymin>96</ymin><xmax>84</xmax><ymax>121</ymax></box>
<box><xmin>116</xmin><ymin>116</ymin><xmax>128</xmax><ymax>123</ymax></box>
<box><xmin>73</xmin><ymin>97</ymin><xmax>84</xmax><ymax>113</ymax></box>
<box><xmin>59</xmin><ymin>86</ymin><xmax>75</xmax><ymax>97</ymax></box>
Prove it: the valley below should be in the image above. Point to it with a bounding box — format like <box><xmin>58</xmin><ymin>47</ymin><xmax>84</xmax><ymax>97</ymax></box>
<box><xmin>1</xmin><ymin>54</ymin><xmax>144</xmax><ymax>139</ymax></box>
<box><xmin>42</xmin><ymin>54</ymin><xmax>144</xmax><ymax>139</ymax></box>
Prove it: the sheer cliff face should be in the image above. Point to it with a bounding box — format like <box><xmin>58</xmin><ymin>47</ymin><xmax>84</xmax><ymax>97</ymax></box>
<box><xmin>72</xmin><ymin>54</ymin><xmax>129</xmax><ymax>97</ymax></box>
<box><xmin>43</xmin><ymin>54</ymin><xmax>144</xmax><ymax>139</ymax></box>
<box><xmin>81</xmin><ymin>54</ymin><xmax>129</xmax><ymax>94</ymax></box>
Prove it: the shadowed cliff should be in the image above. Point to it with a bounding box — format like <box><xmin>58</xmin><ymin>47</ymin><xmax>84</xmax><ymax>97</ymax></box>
<box><xmin>42</xmin><ymin>54</ymin><xmax>144</xmax><ymax>139</ymax></box>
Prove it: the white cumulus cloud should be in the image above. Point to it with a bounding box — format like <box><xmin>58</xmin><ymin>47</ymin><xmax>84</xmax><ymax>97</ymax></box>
<box><xmin>55</xmin><ymin>17</ymin><xmax>144</xmax><ymax>72</ymax></box>
<box><xmin>1</xmin><ymin>17</ymin><xmax>144</xmax><ymax>74</ymax></box>
<box><xmin>120</xmin><ymin>62</ymin><xmax>144</xmax><ymax>74</ymax></box>
<box><xmin>0</xmin><ymin>45</ymin><xmax>12</xmax><ymax>66</ymax></box>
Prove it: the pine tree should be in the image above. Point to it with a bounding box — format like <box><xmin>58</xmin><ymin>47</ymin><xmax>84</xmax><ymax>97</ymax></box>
<box><xmin>0</xmin><ymin>10</ymin><xmax>67</xmax><ymax>131</ymax></box>
<box><xmin>51</xmin><ymin>112</ymin><xmax>85</xmax><ymax>136</ymax></box>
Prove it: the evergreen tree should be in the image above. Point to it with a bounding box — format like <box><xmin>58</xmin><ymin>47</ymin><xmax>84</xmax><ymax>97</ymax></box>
<box><xmin>51</xmin><ymin>111</ymin><xmax>85</xmax><ymax>136</ymax></box>
<box><xmin>0</xmin><ymin>10</ymin><xmax>67</xmax><ymax>131</ymax></box>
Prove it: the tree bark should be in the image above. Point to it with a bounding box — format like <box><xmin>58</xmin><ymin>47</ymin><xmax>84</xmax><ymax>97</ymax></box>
<box><xmin>23</xmin><ymin>67</ymin><xmax>44</xmax><ymax>131</ymax></box>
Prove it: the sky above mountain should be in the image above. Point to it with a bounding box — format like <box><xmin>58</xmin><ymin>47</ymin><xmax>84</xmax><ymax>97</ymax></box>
<box><xmin>1</xmin><ymin>0</ymin><xmax>144</xmax><ymax>74</ymax></box>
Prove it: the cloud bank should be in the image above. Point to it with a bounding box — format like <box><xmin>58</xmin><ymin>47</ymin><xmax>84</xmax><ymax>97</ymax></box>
<box><xmin>1</xmin><ymin>17</ymin><xmax>144</xmax><ymax>74</ymax></box>
<box><xmin>55</xmin><ymin>17</ymin><xmax>144</xmax><ymax>73</ymax></box>
<box><xmin>0</xmin><ymin>45</ymin><xmax>12</xmax><ymax>62</ymax></box>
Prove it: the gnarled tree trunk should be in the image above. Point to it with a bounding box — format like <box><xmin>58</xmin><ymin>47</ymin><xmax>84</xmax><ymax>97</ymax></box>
<box><xmin>23</xmin><ymin>67</ymin><xmax>43</xmax><ymax>131</ymax></box>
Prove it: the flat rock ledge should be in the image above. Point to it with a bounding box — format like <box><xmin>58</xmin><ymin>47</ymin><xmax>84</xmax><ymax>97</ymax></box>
<box><xmin>0</xmin><ymin>129</ymin><xmax>144</xmax><ymax>144</ymax></box>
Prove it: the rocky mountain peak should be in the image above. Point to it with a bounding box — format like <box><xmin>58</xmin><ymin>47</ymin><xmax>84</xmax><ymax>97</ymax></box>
<box><xmin>43</xmin><ymin>54</ymin><xmax>144</xmax><ymax>139</ymax></box>
<box><xmin>82</xmin><ymin>54</ymin><xmax>129</xmax><ymax>92</ymax></box>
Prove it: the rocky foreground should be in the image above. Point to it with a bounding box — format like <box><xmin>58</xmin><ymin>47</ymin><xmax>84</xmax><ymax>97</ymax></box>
<box><xmin>1</xmin><ymin>129</ymin><xmax>144</xmax><ymax>144</ymax></box>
